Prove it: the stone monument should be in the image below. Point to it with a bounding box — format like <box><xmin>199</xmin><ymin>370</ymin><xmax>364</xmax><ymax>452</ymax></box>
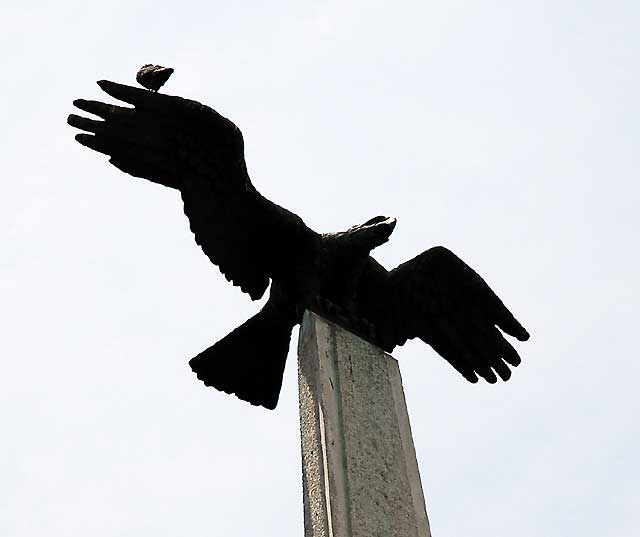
<box><xmin>67</xmin><ymin>72</ymin><xmax>530</xmax><ymax>535</ymax></box>
<box><xmin>299</xmin><ymin>311</ymin><xmax>431</xmax><ymax>537</ymax></box>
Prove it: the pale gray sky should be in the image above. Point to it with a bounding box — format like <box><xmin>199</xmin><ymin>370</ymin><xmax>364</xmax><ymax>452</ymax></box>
<box><xmin>2</xmin><ymin>1</ymin><xmax>639</xmax><ymax>535</ymax></box>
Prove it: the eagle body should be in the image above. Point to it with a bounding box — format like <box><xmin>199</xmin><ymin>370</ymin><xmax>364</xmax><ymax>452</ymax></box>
<box><xmin>68</xmin><ymin>80</ymin><xmax>530</xmax><ymax>409</ymax></box>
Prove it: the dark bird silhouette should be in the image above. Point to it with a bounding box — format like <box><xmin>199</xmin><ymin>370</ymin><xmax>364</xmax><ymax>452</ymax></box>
<box><xmin>67</xmin><ymin>80</ymin><xmax>530</xmax><ymax>410</ymax></box>
<box><xmin>136</xmin><ymin>64</ymin><xmax>174</xmax><ymax>92</ymax></box>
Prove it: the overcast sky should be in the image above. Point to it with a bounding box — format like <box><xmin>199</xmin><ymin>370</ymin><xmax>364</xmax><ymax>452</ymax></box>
<box><xmin>2</xmin><ymin>1</ymin><xmax>639</xmax><ymax>535</ymax></box>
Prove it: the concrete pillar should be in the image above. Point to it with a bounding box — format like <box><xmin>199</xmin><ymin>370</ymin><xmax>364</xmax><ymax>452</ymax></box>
<box><xmin>298</xmin><ymin>311</ymin><xmax>431</xmax><ymax>537</ymax></box>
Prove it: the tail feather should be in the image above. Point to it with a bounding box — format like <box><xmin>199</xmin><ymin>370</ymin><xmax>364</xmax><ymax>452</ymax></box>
<box><xmin>189</xmin><ymin>307</ymin><xmax>296</xmax><ymax>409</ymax></box>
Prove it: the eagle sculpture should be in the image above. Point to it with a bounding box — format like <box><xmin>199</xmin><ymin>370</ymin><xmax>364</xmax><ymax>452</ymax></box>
<box><xmin>67</xmin><ymin>80</ymin><xmax>530</xmax><ymax>409</ymax></box>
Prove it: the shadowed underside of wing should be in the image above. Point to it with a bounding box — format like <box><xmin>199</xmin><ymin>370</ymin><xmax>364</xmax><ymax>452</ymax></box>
<box><xmin>181</xmin><ymin>182</ymin><xmax>314</xmax><ymax>299</ymax></box>
<box><xmin>181</xmin><ymin>181</ymin><xmax>271</xmax><ymax>299</ymax></box>
<box><xmin>68</xmin><ymin>81</ymin><xmax>314</xmax><ymax>300</ymax></box>
<box><xmin>378</xmin><ymin>246</ymin><xmax>530</xmax><ymax>383</ymax></box>
<box><xmin>175</xmin><ymin>117</ymin><xmax>275</xmax><ymax>299</ymax></box>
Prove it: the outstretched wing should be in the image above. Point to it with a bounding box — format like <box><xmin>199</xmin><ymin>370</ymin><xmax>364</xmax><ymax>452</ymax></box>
<box><xmin>68</xmin><ymin>81</ymin><xmax>314</xmax><ymax>299</ymax></box>
<box><xmin>368</xmin><ymin>246</ymin><xmax>529</xmax><ymax>383</ymax></box>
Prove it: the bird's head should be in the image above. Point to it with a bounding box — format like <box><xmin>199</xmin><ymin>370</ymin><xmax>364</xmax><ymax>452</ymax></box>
<box><xmin>355</xmin><ymin>215</ymin><xmax>397</xmax><ymax>235</ymax></box>
<box><xmin>342</xmin><ymin>215</ymin><xmax>397</xmax><ymax>252</ymax></box>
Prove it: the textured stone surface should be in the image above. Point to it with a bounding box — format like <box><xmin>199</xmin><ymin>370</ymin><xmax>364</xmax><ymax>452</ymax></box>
<box><xmin>298</xmin><ymin>311</ymin><xmax>431</xmax><ymax>537</ymax></box>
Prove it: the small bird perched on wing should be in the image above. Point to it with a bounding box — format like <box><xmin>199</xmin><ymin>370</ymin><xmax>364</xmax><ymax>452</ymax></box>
<box><xmin>136</xmin><ymin>64</ymin><xmax>174</xmax><ymax>92</ymax></box>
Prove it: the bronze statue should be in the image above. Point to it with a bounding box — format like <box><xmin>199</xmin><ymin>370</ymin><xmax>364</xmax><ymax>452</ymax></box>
<box><xmin>67</xmin><ymin>80</ymin><xmax>529</xmax><ymax>409</ymax></box>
